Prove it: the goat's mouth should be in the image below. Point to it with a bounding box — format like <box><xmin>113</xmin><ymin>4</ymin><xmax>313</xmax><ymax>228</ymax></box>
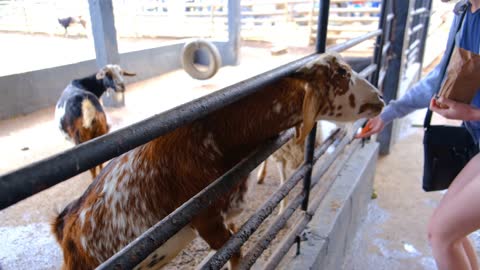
<box><xmin>358</xmin><ymin>102</ymin><xmax>384</xmax><ymax>116</ymax></box>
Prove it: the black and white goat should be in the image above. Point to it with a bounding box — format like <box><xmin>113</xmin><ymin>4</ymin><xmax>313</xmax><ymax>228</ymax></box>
<box><xmin>54</xmin><ymin>64</ymin><xmax>136</xmax><ymax>178</ymax></box>
<box><xmin>57</xmin><ymin>16</ymin><xmax>87</xmax><ymax>36</ymax></box>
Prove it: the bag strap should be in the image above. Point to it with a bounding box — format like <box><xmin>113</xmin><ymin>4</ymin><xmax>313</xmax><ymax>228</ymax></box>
<box><xmin>423</xmin><ymin>4</ymin><xmax>467</xmax><ymax>128</ymax></box>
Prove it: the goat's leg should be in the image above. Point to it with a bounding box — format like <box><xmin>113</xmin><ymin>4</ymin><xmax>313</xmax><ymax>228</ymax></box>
<box><xmin>256</xmin><ymin>160</ymin><xmax>268</xmax><ymax>184</ymax></box>
<box><xmin>192</xmin><ymin>211</ymin><xmax>241</xmax><ymax>270</ymax></box>
<box><xmin>276</xmin><ymin>161</ymin><xmax>288</xmax><ymax>215</ymax></box>
<box><xmin>89</xmin><ymin>168</ymin><xmax>97</xmax><ymax>179</ymax></box>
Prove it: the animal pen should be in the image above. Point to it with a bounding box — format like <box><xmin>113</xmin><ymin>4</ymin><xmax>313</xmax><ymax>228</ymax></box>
<box><xmin>0</xmin><ymin>0</ymin><xmax>432</xmax><ymax>269</ymax></box>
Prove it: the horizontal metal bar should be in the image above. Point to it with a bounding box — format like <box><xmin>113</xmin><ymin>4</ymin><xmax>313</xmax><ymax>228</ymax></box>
<box><xmin>409</xmin><ymin>24</ymin><xmax>424</xmax><ymax>35</ymax></box>
<box><xmin>204</xmin><ymin>165</ymin><xmax>311</xmax><ymax>270</ymax></box>
<box><xmin>238</xmin><ymin>129</ymin><xmax>346</xmax><ymax>270</ymax></box>
<box><xmin>96</xmin><ymin>129</ymin><xmax>295</xmax><ymax>270</ymax></box>
<box><xmin>263</xmin><ymin>135</ymin><xmax>361</xmax><ymax>270</ymax></box>
<box><xmin>264</xmin><ymin>213</ymin><xmax>310</xmax><ymax>270</ymax></box>
<box><xmin>407</xmin><ymin>48</ymin><xmax>420</xmax><ymax>61</ymax></box>
<box><xmin>411</xmin><ymin>7</ymin><xmax>428</xmax><ymax>16</ymax></box>
<box><xmin>359</xmin><ymin>64</ymin><xmax>378</xmax><ymax>78</ymax></box>
<box><xmin>0</xmin><ymin>53</ymin><xmax>320</xmax><ymax>210</ymax></box>
<box><xmin>327</xmin><ymin>30</ymin><xmax>382</xmax><ymax>52</ymax></box>
<box><xmin>382</xmin><ymin>42</ymin><xmax>391</xmax><ymax>56</ymax></box>
<box><xmin>239</xmin><ymin>191</ymin><xmax>306</xmax><ymax>270</ymax></box>
<box><xmin>407</xmin><ymin>39</ymin><xmax>420</xmax><ymax>53</ymax></box>
<box><xmin>387</xmin><ymin>13</ymin><xmax>394</xmax><ymax>22</ymax></box>
<box><xmin>203</xmin><ymin>129</ymin><xmax>342</xmax><ymax>269</ymax></box>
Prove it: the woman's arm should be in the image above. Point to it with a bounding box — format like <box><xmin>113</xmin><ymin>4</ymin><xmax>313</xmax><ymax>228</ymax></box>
<box><xmin>430</xmin><ymin>96</ymin><xmax>480</xmax><ymax>121</ymax></box>
<box><xmin>379</xmin><ymin>11</ymin><xmax>464</xmax><ymax>125</ymax></box>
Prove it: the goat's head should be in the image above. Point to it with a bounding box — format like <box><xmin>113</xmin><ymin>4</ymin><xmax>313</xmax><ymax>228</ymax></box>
<box><xmin>96</xmin><ymin>64</ymin><xmax>136</xmax><ymax>93</ymax></box>
<box><xmin>295</xmin><ymin>52</ymin><xmax>384</xmax><ymax>142</ymax></box>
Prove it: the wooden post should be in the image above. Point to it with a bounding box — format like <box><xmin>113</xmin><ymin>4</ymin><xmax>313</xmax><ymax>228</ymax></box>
<box><xmin>88</xmin><ymin>0</ymin><xmax>123</xmax><ymax>107</ymax></box>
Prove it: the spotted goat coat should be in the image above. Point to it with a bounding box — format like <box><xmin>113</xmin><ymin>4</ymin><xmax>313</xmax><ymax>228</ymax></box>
<box><xmin>52</xmin><ymin>53</ymin><xmax>384</xmax><ymax>270</ymax></box>
<box><xmin>54</xmin><ymin>64</ymin><xmax>135</xmax><ymax>178</ymax></box>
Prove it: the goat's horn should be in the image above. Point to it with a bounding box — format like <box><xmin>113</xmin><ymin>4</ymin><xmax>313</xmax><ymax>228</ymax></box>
<box><xmin>122</xmin><ymin>70</ymin><xmax>136</xmax><ymax>76</ymax></box>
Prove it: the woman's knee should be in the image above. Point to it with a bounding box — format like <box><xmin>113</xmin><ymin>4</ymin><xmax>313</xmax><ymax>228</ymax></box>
<box><xmin>428</xmin><ymin>214</ymin><xmax>447</xmax><ymax>245</ymax></box>
<box><xmin>428</xmin><ymin>215</ymin><xmax>461</xmax><ymax>249</ymax></box>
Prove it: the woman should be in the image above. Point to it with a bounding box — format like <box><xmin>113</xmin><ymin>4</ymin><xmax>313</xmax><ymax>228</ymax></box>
<box><xmin>357</xmin><ymin>0</ymin><xmax>480</xmax><ymax>269</ymax></box>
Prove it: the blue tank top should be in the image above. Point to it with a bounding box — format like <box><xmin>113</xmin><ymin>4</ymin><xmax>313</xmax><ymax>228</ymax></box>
<box><xmin>459</xmin><ymin>7</ymin><xmax>480</xmax><ymax>142</ymax></box>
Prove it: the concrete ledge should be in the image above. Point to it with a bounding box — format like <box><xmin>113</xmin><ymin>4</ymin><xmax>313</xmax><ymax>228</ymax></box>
<box><xmin>280</xmin><ymin>141</ymin><xmax>380</xmax><ymax>270</ymax></box>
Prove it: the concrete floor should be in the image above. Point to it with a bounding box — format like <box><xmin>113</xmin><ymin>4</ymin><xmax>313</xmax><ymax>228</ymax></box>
<box><xmin>342</xmin><ymin>114</ymin><xmax>480</xmax><ymax>270</ymax></box>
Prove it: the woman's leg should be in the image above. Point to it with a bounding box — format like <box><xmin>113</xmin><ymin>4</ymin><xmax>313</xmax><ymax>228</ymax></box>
<box><xmin>462</xmin><ymin>237</ymin><xmax>479</xmax><ymax>269</ymax></box>
<box><xmin>428</xmin><ymin>163</ymin><xmax>480</xmax><ymax>270</ymax></box>
<box><xmin>440</xmin><ymin>154</ymin><xmax>480</xmax><ymax>203</ymax></box>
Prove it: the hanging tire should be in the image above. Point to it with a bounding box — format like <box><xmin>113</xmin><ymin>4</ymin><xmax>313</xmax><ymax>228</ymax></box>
<box><xmin>181</xmin><ymin>39</ymin><xmax>222</xmax><ymax>80</ymax></box>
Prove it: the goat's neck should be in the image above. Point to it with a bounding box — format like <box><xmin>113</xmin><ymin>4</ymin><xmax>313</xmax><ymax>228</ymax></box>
<box><xmin>72</xmin><ymin>74</ymin><xmax>106</xmax><ymax>98</ymax></box>
<box><xmin>204</xmin><ymin>77</ymin><xmax>306</xmax><ymax>152</ymax></box>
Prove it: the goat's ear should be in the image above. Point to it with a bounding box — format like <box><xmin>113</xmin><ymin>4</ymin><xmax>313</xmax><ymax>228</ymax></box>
<box><xmin>121</xmin><ymin>70</ymin><xmax>136</xmax><ymax>77</ymax></box>
<box><xmin>297</xmin><ymin>83</ymin><xmax>322</xmax><ymax>144</ymax></box>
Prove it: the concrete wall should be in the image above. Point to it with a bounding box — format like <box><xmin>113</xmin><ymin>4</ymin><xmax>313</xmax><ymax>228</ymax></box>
<box><xmin>0</xmin><ymin>39</ymin><xmax>234</xmax><ymax>120</ymax></box>
<box><xmin>279</xmin><ymin>142</ymin><xmax>379</xmax><ymax>270</ymax></box>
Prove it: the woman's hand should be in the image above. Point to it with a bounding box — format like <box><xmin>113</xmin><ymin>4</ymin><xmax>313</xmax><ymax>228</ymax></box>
<box><xmin>430</xmin><ymin>96</ymin><xmax>480</xmax><ymax>121</ymax></box>
<box><xmin>355</xmin><ymin>115</ymin><xmax>385</xmax><ymax>138</ymax></box>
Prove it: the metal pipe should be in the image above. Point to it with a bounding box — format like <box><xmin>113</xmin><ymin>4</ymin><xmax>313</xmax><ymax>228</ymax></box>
<box><xmin>411</xmin><ymin>7</ymin><xmax>428</xmax><ymax>16</ymax></box>
<box><xmin>263</xmin><ymin>137</ymin><xmax>361</xmax><ymax>270</ymax></box>
<box><xmin>315</xmin><ymin>0</ymin><xmax>330</xmax><ymax>53</ymax></box>
<box><xmin>96</xmin><ymin>129</ymin><xmax>296</xmax><ymax>270</ymax></box>
<box><xmin>302</xmin><ymin>124</ymin><xmax>317</xmax><ymax>211</ymax></box>
<box><xmin>372</xmin><ymin>0</ymin><xmax>389</xmax><ymax>86</ymax></box>
<box><xmin>328</xmin><ymin>30</ymin><xmax>382</xmax><ymax>53</ymax></box>
<box><xmin>202</xmin><ymin>129</ymin><xmax>342</xmax><ymax>270</ymax></box>
<box><xmin>417</xmin><ymin>0</ymin><xmax>433</xmax><ymax>72</ymax></box>
<box><xmin>238</xmin><ymin>130</ymin><xmax>346</xmax><ymax>270</ymax></box>
<box><xmin>263</xmin><ymin>213</ymin><xmax>310</xmax><ymax>270</ymax></box>
<box><xmin>202</xmin><ymin>165</ymin><xmax>311</xmax><ymax>270</ymax></box>
<box><xmin>408</xmin><ymin>39</ymin><xmax>420</xmax><ymax>53</ymax></box>
<box><xmin>382</xmin><ymin>42</ymin><xmax>391</xmax><ymax>56</ymax></box>
<box><xmin>359</xmin><ymin>64</ymin><xmax>378</xmax><ymax>78</ymax></box>
<box><xmin>409</xmin><ymin>24</ymin><xmax>424</xmax><ymax>36</ymax></box>
<box><xmin>387</xmin><ymin>13</ymin><xmax>394</xmax><ymax>22</ymax></box>
<box><xmin>0</xmin><ymin>53</ymin><xmax>320</xmax><ymax>210</ymax></box>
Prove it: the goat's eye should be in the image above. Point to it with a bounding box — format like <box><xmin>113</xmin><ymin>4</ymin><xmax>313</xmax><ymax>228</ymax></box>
<box><xmin>337</xmin><ymin>67</ymin><xmax>347</xmax><ymax>76</ymax></box>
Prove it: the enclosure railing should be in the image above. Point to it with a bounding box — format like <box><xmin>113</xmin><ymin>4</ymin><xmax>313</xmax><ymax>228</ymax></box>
<box><xmin>404</xmin><ymin>0</ymin><xmax>430</xmax><ymax>77</ymax></box>
<box><xmin>0</xmin><ymin>0</ymin><xmax>416</xmax><ymax>269</ymax></box>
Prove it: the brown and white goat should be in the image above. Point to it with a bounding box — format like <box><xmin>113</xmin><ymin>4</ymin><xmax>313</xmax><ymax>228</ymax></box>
<box><xmin>54</xmin><ymin>64</ymin><xmax>135</xmax><ymax>178</ymax></box>
<box><xmin>52</xmin><ymin>53</ymin><xmax>384</xmax><ymax>270</ymax></box>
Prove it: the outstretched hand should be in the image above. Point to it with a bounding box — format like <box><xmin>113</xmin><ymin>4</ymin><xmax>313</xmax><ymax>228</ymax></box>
<box><xmin>355</xmin><ymin>115</ymin><xmax>385</xmax><ymax>139</ymax></box>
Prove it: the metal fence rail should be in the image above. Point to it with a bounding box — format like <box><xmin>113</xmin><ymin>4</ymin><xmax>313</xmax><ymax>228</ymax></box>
<box><xmin>263</xmin><ymin>125</ymin><xmax>360</xmax><ymax>270</ymax></box>
<box><xmin>0</xmin><ymin>52</ymin><xmax>319</xmax><ymax>210</ymax></box>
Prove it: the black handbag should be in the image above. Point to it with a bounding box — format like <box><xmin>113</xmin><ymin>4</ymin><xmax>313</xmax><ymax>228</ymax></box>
<box><xmin>422</xmin><ymin>125</ymin><xmax>478</xmax><ymax>191</ymax></box>
<box><xmin>422</xmin><ymin>6</ymin><xmax>478</xmax><ymax>192</ymax></box>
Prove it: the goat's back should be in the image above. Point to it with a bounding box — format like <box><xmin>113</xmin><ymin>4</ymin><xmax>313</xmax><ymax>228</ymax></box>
<box><xmin>55</xmin><ymin>86</ymin><xmax>108</xmax><ymax>144</ymax></box>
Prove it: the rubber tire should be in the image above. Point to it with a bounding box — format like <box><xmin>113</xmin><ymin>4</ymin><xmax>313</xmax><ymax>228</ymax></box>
<box><xmin>181</xmin><ymin>39</ymin><xmax>221</xmax><ymax>80</ymax></box>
